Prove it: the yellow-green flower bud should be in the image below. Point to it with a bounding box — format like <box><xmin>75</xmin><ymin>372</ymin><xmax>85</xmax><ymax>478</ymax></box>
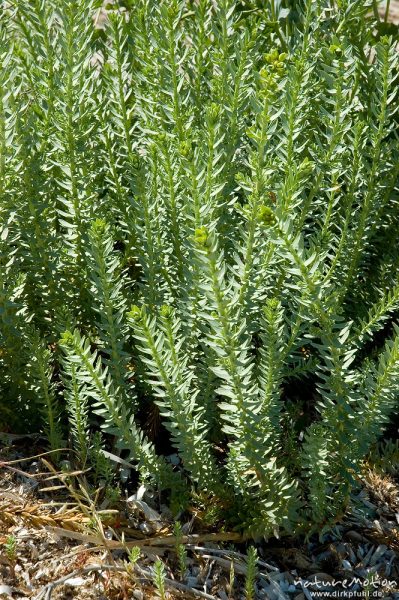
<box><xmin>60</xmin><ymin>331</ymin><xmax>74</xmax><ymax>346</ymax></box>
<box><xmin>235</xmin><ymin>172</ymin><xmax>247</xmax><ymax>185</ymax></box>
<box><xmin>299</xmin><ymin>157</ymin><xmax>314</xmax><ymax>174</ymax></box>
<box><xmin>257</xmin><ymin>205</ymin><xmax>276</xmax><ymax>226</ymax></box>
<box><xmin>179</xmin><ymin>140</ymin><xmax>192</xmax><ymax>159</ymax></box>
<box><xmin>265</xmin><ymin>49</ymin><xmax>279</xmax><ymax>64</ymax></box>
<box><xmin>92</xmin><ymin>218</ymin><xmax>106</xmax><ymax>234</ymax></box>
<box><xmin>329</xmin><ymin>44</ymin><xmax>342</xmax><ymax>56</ymax></box>
<box><xmin>265</xmin><ymin>297</ymin><xmax>279</xmax><ymax>313</ymax></box>
<box><xmin>194</xmin><ymin>226</ymin><xmax>209</xmax><ymax>247</ymax></box>
<box><xmin>160</xmin><ymin>304</ymin><xmax>173</xmax><ymax>318</ymax></box>
<box><xmin>129</xmin><ymin>304</ymin><xmax>143</xmax><ymax>322</ymax></box>
<box><xmin>168</xmin><ymin>2</ymin><xmax>178</xmax><ymax>20</ymax></box>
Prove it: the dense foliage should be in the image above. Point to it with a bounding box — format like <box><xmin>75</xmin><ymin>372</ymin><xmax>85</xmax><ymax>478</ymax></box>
<box><xmin>1</xmin><ymin>0</ymin><xmax>399</xmax><ymax>538</ymax></box>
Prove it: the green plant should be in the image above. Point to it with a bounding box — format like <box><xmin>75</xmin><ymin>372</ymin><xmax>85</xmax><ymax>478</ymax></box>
<box><xmin>89</xmin><ymin>431</ymin><xmax>114</xmax><ymax>486</ymax></box>
<box><xmin>244</xmin><ymin>546</ymin><xmax>258</xmax><ymax>600</ymax></box>
<box><xmin>4</xmin><ymin>535</ymin><xmax>17</xmax><ymax>562</ymax></box>
<box><xmin>153</xmin><ymin>558</ymin><xmax>167</xmax><ymax>600</ymax></box>
<box><xmin>368</xmin><ymin>439</ymin><xmax>399</xmax><ymax>475</ymax></box>
<box><xmin>0</xmin><ymin>0</ymin><xmax>399</xmax><ymax>539</ymax></box>
<box><xmin>26</xmin><ymin>327</ymin><xmax>63</xmax><ymax>458</ymax></box>
<box><xmin>173</xmin><ymin>521</ymin><xmax>187</xmax><ymax>581</ymax></box>
<box><xmin>128</xmin><ymin>546</ymin><xmax>141</xmax><ymax>566</ymax></box>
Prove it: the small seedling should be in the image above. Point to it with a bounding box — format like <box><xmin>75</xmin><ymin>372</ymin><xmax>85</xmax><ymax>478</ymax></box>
<box><xmin>154</xmin><ymin>558</ymin><xmax>167</xmax><ymax>600</ymax></box>
<box><xmin>245</xmin><ymin>546</ymin><xmax>258</xmax><ymax>600</ymax></box>
<box><xmin>125</xmin><ymin>546</ymin><xmax>141</xmax><ymax>579</ymax></box>
<box><xmin>129</xmin><ymin>546</ymin><xmax>141</xmax><ymax>566</ymax></box>
<box><xmin>4</xmin><ymin>535</ymin><xmax>17</xmax><ymax>562</ymax></box>
<box><xmin>173</xmin><ymin>521</ymin><xmax>187</xmax><ymax>581</ymax></box>
<box><xmin>3</xmin><ymin>535</ymin><xmax>17</xmax><ymax>579</ymax></box>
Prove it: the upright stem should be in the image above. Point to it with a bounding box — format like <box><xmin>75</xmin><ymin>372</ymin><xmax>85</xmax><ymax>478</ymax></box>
<box><xmin>384</xmin><ymin>0</ymin><xmax>391</xmax><ymax>22</ymax></box>
<box><xmin>270</xmin><ymin>0</ymin><xmax>288</xmax><ymax>52</ymax></box>
<box><xmin>372</xmin><ymin>0</ymin><xmax>380</xmax><ymax>20</ymax></box>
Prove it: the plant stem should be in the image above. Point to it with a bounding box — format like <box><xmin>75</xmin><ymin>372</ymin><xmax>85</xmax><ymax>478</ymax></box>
<box><xmin>384</xmin><ymin>0</ymin><xmax>391</xmax><ymax>22</ymax></box>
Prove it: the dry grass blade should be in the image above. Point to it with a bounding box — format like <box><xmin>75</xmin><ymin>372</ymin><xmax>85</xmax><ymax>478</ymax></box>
<box><xmin>46</xmin><ymin>526</ymin><xmax>243</xmax><ymax>548</ymax></box>
<box><xmin>0</xmin><ymin>448</ymin><xmax>70</xmax><ymax>465</ymax></box>
<box><xmin>0</xmin><ymin>497</ymin><xmax>89</xmax><ymax>531</ymax></box>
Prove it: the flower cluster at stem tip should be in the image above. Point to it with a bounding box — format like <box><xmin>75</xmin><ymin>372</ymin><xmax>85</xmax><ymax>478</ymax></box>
<box><xmin>92</xmin><ymin>218</ymin><xmax>106</xmax><ymax>234</ymax></box>
<box><xmin>160</xmin><ymin>304</ymin><xmax>173</xmax><ymax>318</ymax></box>
<box><xmin>329</xmin><ymin>44</ymin><xmax>343</xmax><ymax>56</ymax></box>
<box><xmin>207</xmin><ymin>102</ymin><xmax>221</xmax><ymax>126</ymax></box>
<box><xmin>60</xmin><ymin>331</ymin><xmax>74</xmax><ymax>346</ymax></box>
<box><xmin>265</xmin><ymin>49</ymin><xmax>288</xmax><ymax>72</ymax></box>
<box><xmin>194</xmin><ymin>227</ymin><xmax>209</xmax><ymax>247</ymax></box>
<box><xmin>257</xmin><ymin>205</ymin><xmax>276</xmax><ymax>226</ymax></box>
<box><xmin>179</xmin><ymin>140</ymin><xmax>193</xmax><ymax>159</ymax></box>
<box><xmin>259</xmin><ymin>49</ymin><xmax>288</xmax><ymax>92</ymax></box>
<box><xmin>264</xmin><ymin>297</ymin><xmax>279</xmax><ymax>314</ymax></box>
<box><xmin>128</xmin><ymin>304</ymin><xmax>143</xmax><ymax>322</ymax></box>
